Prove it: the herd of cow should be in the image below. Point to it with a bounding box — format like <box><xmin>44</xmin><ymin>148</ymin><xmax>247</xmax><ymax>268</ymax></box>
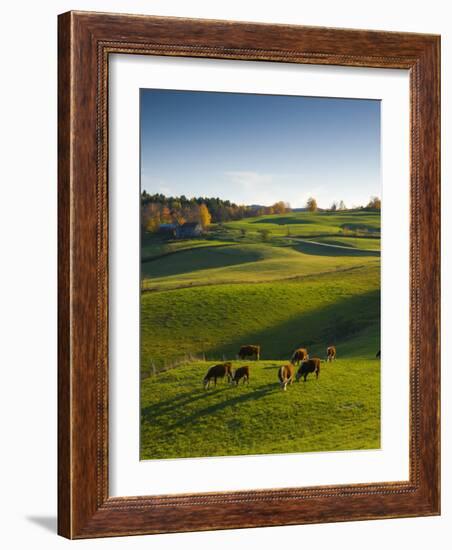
<box><xmin>203</xmin><ymin>344</ymin><xmax>337</xmax><ymax>391</ymax></box>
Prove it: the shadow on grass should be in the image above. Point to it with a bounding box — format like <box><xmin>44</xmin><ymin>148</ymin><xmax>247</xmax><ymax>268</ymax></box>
<box><xmin>141</xmin><ymin>381</ymin><xmax>279</xmax><ymax>430</ymax></box>
<box><xmin>141</xmin><ymin>386</ymin><xmax>219</xmax><ymax>424</ymax></box>
<box><xmin>142</xmin><ymin>245</ymin><xmax>262</xmax><ymax>279</ymax></box>
<box><xmin>291</xmin><ymin>241</ymin><xmax>380</xmax><ymax>257</ymax></box>
<box><xmin>340</xmin><ymin>223</ymin><xmax>380</xmax><ymax>233</ymax></box>
<box><xmin>170</xmin><ymin>382</ymin><xmax>278</xmax><ymax>429</ymax></box>
<box><xmin>205</xmin><ymin>288</ymin><xmax>380</xmax><ymax>362</ymax></box>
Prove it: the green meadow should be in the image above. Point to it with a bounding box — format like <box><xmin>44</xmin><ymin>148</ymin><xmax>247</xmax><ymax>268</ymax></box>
<box><xmin>140</xmin><ymin>210</ymin><xmax>381</xmax><ymax>460</ymax></box>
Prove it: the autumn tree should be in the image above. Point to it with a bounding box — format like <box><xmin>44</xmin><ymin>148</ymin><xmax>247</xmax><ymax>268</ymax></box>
<box><xmin>142</xmin><ymin>203</ymin><xmax>161</xmax><ymax>233</ymax></box>
<box><xmin>367</xmin><ymin>196</ymin><xmax>381</xmax><ymax>210</ymax></box>
<box><xmin>265</xmin><ymin>206</ymin><xmax>275</xmax><ymax>215</ymax></box>
<box><xmin>306</xmin><ymin>197</ymin><xmax>318</xmax><ymax>212</ymax></box>
<box><xmin>174</xmin><ymin>211</ymin><xmax>186</xmax><ymax>225</ymax></box>
<box><xmin>170</xmin><ymin>199</ymin><xmax>181</xmax><ymax>211</ymax></box>
<box><xmin>272</xmin><ymin>201</ymin><xmax>287</xmax><ymax>214</ymax></box>
<box><xmin>198</xmin><ymin>203</ymin><xmax>212</xmax><ymax>229</ymax></box>
<box><xmin>161</xmin><ymin>206</ymin><xmax>172</xmax><ymax>223</ymax></box>
<box><xmin>182</xmin><ymin>205</ymin><xmax>197</xmax><ymax>223</ymax></box>
<box><xmin>141</xmin><ymin>205</ymin><xmax>150</xmax><ymax>231</ymax></box>
<box><xmin>146</xmin><ymin>216</ymin><xmax>161</xmax><ymax>233</ymax></box>
<box><xmin>140</xmin><ymin>192</ymin><xmax>291</xmax><ymax>224</ymax></box>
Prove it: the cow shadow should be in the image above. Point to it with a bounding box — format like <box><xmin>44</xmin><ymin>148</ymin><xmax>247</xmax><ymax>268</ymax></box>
<box><xmin>170</xmin><ymin>382</ymin><xmax>277</xmax><ymax>429</ymax></box>
<box><xmin>141</xmin><ymin>388</ymin><xmax>216</xmax><ymax>423</ymax></box>
<box><xmin>141</xmin><ymin>379</ymin><xmax>241</xmax><ymax>424</ymax></box>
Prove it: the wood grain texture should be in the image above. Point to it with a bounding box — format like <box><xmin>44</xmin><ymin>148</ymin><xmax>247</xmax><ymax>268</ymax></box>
<box><xmin>57</xmin><ymin>10</ymin><xmax>72</xmax><ymax>539</ymax></box>
<box><xmin>57</xmin><ymin>11</ymin><xmax>440</xmax><ymax>539</ymax></box>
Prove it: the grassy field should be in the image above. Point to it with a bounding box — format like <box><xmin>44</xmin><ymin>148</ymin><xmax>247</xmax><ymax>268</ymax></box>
<box><xmin>219</xmin><ymin>210</ymin><xmax>381</xmax><ymax>237</ymax></box>
<box><xmin>140</xmin><ymin>209</ymin><xmax>381</xmax><ymax>459</ymax></box>
<box><xmin>314</xmin><ymin>235</ymin><xmax>381</xmax><ymax>250</ymax></box>
<box><xmin>141</xmin><ymin>355</ymin><xmax>380</xmax><ymax>459</ymax></box>
<box><xmin>141</xmin><ymin>242</ymin><xmax>378</xmax><ymax>291</ymax></box>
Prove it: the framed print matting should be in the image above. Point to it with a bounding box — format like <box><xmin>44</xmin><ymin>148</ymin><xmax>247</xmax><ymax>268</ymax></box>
<box><xmin>58</xmin><ymin>11</ymin><xmax>440</xmax><ymax>538</ymax></box>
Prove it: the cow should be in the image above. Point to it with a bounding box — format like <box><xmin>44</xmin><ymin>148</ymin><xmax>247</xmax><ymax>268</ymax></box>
<box><xmin>296</xmin><ymin>358</ymin><xmax>321</xmax><ymax>382</ymax></box>
<box><xmin>278</xmin><ymin>364</ymin><xmax>295</xmax><ymax>391</ymax></box>
<box><xmin>326</xmin><ymin>346</ymin><xmax>336</xmax><ymax>362</ymax></box>
<box><xmin>238</xmin><ymin>345</ymin><xmax>260</xmax><ymax>361</ymax></box>
<box><xmin>203</xmin><ymin>362</ymin><xmax>233</xmax><ymax>389</ymax></box>
<box><xmin>232</xmin><ymin>366</ymin><xmax>250</xmax><ymax>385</ymax></box>
<box><xmin>290</xmin><ymin>347</ymin><xmax>309</xmax><ymax>365</ymax></box>
<box><xmin>376</xmin><ymin>350</ymin><xmax>381</xmax><ymax>358</ymax></box>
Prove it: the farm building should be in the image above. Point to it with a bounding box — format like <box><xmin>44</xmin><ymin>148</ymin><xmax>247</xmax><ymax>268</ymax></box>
<box><xmin>175</xmin><ymin>222</ymin><xmax>203</xmax><ymax>238</ymax></box>
<box><xmin>159</xmin><ymin>223</ymin><xmax>177</xmax><ymax>237</ymax></box>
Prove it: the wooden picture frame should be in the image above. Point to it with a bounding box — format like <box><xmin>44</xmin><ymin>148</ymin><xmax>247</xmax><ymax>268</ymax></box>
<box><xmin>58</xmin><ymin>11</ymin><xmax>440</xmax><ymax>539</ymax></box>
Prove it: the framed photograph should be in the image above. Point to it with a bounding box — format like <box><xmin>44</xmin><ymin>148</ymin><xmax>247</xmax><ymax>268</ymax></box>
<box><xmin>58</xmin><ymin>11</ymin><xmax>440</xmax><ymax>538</ymax></box>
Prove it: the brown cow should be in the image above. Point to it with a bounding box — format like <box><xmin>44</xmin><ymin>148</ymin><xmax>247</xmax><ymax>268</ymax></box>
<box><xmin>232</xmin><ymin>366</ymin><xmax>250</xmax><ymax>385</ymax></box>
<box><xmin>290</xmin><ymin>347</ymin><xmax>309</xmax><ymax>365</ymax></box>
<box><xmin>204</xmin><ymin>362</ymin><xmax>233</xmax><ymax>389</ymax></box>
<box><xmin>238</xmin><ymin>345</ymin><xmax>260</xmax><ymax>361</ymax></box>
<box><xmin>326</xmin><ymin>346</ymin><xmax>336</xmax><ymax>362</ymax></box>
<box><xmin>278</xmin><ymin>364</ymin><xmax>295</xmax><ymax>391</ymax></box>
<box><xmin>296</xmin><ymin>358</ymin><xmax>321</xmax><ymax>382</ymax></box>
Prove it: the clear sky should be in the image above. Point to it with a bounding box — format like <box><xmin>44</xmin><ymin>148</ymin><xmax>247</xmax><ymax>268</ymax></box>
<box><xmin>140</xmin><ymin>89</ymin><xmax>380</xmax><ymax>209</ymax></box>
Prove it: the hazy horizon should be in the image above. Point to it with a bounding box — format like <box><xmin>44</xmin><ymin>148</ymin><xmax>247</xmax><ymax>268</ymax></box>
<box><xmin>140</xmin><ymin>89</ymin><xmax>381</xmax><ymax>210</ymax></box>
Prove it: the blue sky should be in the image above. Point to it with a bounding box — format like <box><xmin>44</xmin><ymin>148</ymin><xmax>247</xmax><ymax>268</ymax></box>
<box><xmin>140</xmin><ymin>89</ymin><xmax>380</xmax><ymax>209</ymax></box>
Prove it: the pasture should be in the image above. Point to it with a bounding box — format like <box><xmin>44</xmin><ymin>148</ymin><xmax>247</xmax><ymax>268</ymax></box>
<box><xmin>141</xmin><ymin>353</ymin><xmax>380</xmax><ymax>459</ymax></box>
<box><xmin>140</xmin><ymin>209</ymin><xmax>381</xmax><ymax>459</ymax></box>
<box><xmin>218</xmin><ymin>209</ymin><xmax>381</xmax><ymax>238</ymax></box>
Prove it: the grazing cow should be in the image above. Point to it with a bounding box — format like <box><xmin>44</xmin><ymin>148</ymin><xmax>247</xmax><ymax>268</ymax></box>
<box><xmin>326</xmin><ymin>346</ymin><xmax>336</xmax><ymax>362</ymax></box>
<box><xmin>204</xmin><ymin>362</ymin><xmax>233</xmax><ymax>389</ymax></box>
<box><xmin>291</xmin><ymin>347</ymin><xmax>309</xmax><ymax>365</ymax></box>
<box><xmin>238</xmin><ymin>345</ymin><xmax>260</xmax><ymax>361</ymax></box>
<box><xmin>232</xmin><ymin>366</ymin><xmax>250</xmax><ymax>385</ymax></box>
<box><xmin>278</xmin><ymin>364</ymin><xmax>295</xmax><ymax>391</ymax></box>
<box><xmin>376</xmin><ymin>350</ymin><xmax>381</xmax><ymax>358</ymax></box>
<box><xmin>296</xmin><ymin>358</ymin><xmax>321</xmax><ymax>382</ymax></box>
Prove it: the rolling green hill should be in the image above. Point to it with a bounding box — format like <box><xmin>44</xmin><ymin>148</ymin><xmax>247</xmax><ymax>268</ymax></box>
<box><xmin>313</xmin><ymin>235</ymin><xmax>381</xmax><ymax>250</ymax></box>
<box><xmin>141</xmin><ymin>242</ymin><xmax>378</xmax><ymax>291</ymax></box>
<box><xmin>140</xmin><ymin>209</ymin><xmax>381</xmax><ymax>459</ymax></box>
<box><xmin>141</xmin><ymin>264</ymin><xmax>379</xmax><ymax>370</ymax></box>
<box><xmin>218</xmin><ymin>210</ymin><xmax>381</xmax><ymax>237</ymax></box>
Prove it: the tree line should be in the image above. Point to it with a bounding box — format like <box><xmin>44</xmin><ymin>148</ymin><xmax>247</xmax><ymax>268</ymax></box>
<box><xmin>141</xmin><ymin>191</ymin><xmax>381</xmax><ymax>234</ymax></box>
<box><xmin>141</xmin><ymin>191</ymin><xmax>291</xmax><ymax>233</ymax></box>
<box><xmin>305</xmin><ymin>196</ymin><xmax>381</xmax><ymax>212</ymax></box>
